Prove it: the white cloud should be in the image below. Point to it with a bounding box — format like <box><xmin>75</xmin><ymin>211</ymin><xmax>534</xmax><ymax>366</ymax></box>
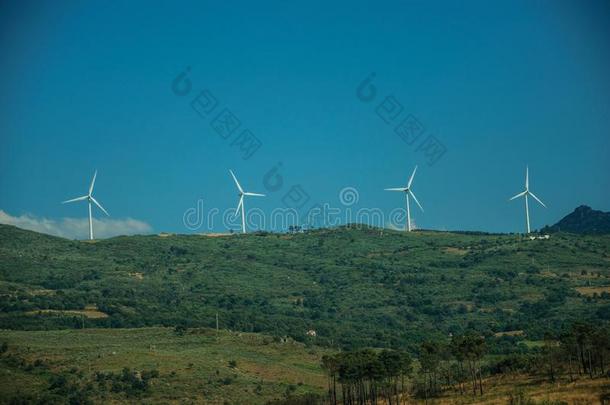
<box><xmin>0</xmin><ymin>210</ymin><xmax>153</xmax><ymax>239</ymax></box>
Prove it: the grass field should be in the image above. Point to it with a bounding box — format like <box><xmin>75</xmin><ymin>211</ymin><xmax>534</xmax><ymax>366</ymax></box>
<box><xmin>0</xmin><ymin>327</ymin><xmax>330</xmax><ymax>404</ymax></box>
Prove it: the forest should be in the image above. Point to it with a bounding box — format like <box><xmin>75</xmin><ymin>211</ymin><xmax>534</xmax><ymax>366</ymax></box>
<box><xmin>318</xmin><ymin>322</ymin><xmax>609</xmax><ymax>404</ymax></box>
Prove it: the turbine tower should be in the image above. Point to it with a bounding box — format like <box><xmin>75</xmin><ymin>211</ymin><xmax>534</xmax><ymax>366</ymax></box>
<box><xmin>62</xmin><ymin>170</ymin><xmax>110</xmax><ymax>240</ymax></box>
<box><xmin>384</xmin><ymin>165</ymin><xmax>424</xmax><ymax>232</ymax></box>
<box><xmin>229</xmin><ymin>169</ymin><xmax>265</xmax><ymax>234</ymax></box>
<box><xmin>509</xmin><ymin>166</ymin><xmax>546</xmax><ymax>234</ymax></box>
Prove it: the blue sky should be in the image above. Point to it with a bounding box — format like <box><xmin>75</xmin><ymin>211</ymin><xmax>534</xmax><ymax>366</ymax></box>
<box><xmin>1</xmin><ymin>0</ymin><xmax>609</xmax><ymax>237</ymax></box>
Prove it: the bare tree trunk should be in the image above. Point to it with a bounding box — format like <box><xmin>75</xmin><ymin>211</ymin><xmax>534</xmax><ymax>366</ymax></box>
<box><xmin>424</xmin><ymin>377</ymin><xmax>428</xmax><ymax>405</ymax></box>
<box><xmin>395</xmin><ymin>377</ymin><xmax>400</xmax><ymax>405</ymax></box>
<box><xmin>333</xmin><ymin>375</ymin><xmax>337</xmax><ymax>405</ymax></box>
<box><xmin>400</xmin><ymin>374</ymin><xmax>405</xmax><ymax>405</ymax></box>
<box><xmin>458</xmin><ymin>362</ymin><xmax>464</xmax><ymax>395</ymax></box>
<box><xmin>468</xmin><ymin>361</ymin><xmax>477</xmax><ymax>397</ymax></box>
<box><xmin>477</xmin><ymin>363</ymin><xmax>483</xmax><ymax>396</ymax></box>
<box><xmin>579</xmin><ymin>345</ymin><xmax>586</xmax><ymax>375</ymax></box>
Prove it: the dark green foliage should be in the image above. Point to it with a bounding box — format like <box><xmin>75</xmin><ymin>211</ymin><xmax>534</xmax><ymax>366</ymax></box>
<box><xmin>94</xmin><ymin>367</ymin><xmax>158</xmax><ymax>397</ymax></box>
<box><xmin>0</xmin><ymin>224</ymin><xmax>609</xmax><ymax>352</ymax></box>
<box><xmin>321</xmin><ymin>348</ymin><xmax>411</xmax><ymax>404</ymax></box>
<box><xmin>174</xmin><ymin>324</ymin><xmax>187</xmax><ymax>336</ymax></box>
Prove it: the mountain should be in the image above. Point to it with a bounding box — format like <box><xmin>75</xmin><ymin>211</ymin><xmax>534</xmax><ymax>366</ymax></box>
<box><xmin>543</xmin><ymin>205</ymin><xmax>610</xmax><ymax>234</ymax></box>
<box><xmin>1</xmin><ymin>224</ymin><xmax>609</xmax><ymax>352</ymax></box>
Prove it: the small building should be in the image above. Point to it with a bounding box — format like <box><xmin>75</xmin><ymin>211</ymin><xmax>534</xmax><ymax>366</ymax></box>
<box><xmin>529</xmin><ymin>234</ymin><xmax>551</xmax><ymax>241</ymax></box>
<box><xmin>306</xmin><ymin>330</ymin><xmax>317</xmax><ymax>337</ymax></box>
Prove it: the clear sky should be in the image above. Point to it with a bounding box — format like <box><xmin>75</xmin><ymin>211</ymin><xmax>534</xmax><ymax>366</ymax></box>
<box><xmin>1</xmin><ymin>0</ymin><xmax>609</xmax><ymax>237</ymax></box>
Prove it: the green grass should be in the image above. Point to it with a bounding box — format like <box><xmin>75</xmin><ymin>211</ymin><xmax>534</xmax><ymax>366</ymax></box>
<box><xmin>0</xmin><ymin>327</ymin><xmax>330</xmax><ymax>404</ymax></box>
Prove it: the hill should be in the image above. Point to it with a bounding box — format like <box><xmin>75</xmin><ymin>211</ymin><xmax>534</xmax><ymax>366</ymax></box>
<box><xmin>1</xmin><ymin>223</ymin><xmax>609</xmax><ymax>351</ymax></box>
<box><xmin>543</xmin><ymin>205</ymin><xmax>610</xmax><ymax>234</ymax></box>
<box><xmin>0</xmin><ymin>326</ymin><xmax>329</xmax><ymax>404</ymax></box>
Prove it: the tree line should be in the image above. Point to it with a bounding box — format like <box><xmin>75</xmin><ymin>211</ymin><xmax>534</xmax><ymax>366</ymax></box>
<box><xmin>320</xmin><ymin>322</ymin><xmax>609</xmax><ymax>405</ymax></box>
<box><xmin>321</xmin><ymin>349</ymin><xmax>412</xmax><ymax>405</ymax></box>
<box><xmin>539</xmin><ymin>321</ymin><xmax>610</xmax><ymax>382</ymax></box>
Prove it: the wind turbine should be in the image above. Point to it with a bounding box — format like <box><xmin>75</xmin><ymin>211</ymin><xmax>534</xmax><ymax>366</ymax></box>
<box><xmin>509</xmin><ymin>166</ymin><xmax>546</xmax><ymax>234</ymax></box>
<box><xmin>385</xmin><ymin>165</ymin><xmax>424</xmax><ymax>232</ymax></box>
<box><xmin>229</xmin><ymin>169</ymin><xmax>265</xmax><ymax>233</ymax></box>
<box><xmin>62</xmin><ymin>170</ymin><xmax>110</xmax><ymax>240</ymax></box>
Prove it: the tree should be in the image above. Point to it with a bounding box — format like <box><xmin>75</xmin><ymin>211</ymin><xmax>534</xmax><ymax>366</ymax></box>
<box><xmin>452</xmin><ymin>332</ymin><xmax>486</xmax><ymax>396</ymax></box>
<box><xmin>321</xmin><ymin>355</ymin><xmax>338</xmax><ymax>405</ymax></box>
<box><xmin>378</xmin><ymin>350</ymin><xmax>401</xmax><ymax>404</ymax></box>
<box><xmin>419</xmin><ymin>341</ymin><xmax>442</xmax><ymax>399</ymax></box>
<box><xmin>541</xmin><ymin>331</ymin><xmax>560</xmax><ymax>382</ymax></box>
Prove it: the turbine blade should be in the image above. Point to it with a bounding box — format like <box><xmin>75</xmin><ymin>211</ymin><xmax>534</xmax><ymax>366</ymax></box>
<box><xmin>407</xmin><ymin>165</ymin><xmax>418</xmax><ymax>189</ymax></box>
<box><xmin>525</xmin><ymin>166</ymin><xmax>529</xmax><ymax>190</ymax></box>
<box><xmin>243</xmin><ymin>192</ymin><xmax>265</xmax><ymax>197</ymax></box>
<box><xmin>529</xmin><ymin>191</ymin><xmax>546</xmax><ymax>208</ymax></box>
<box><xmin>229</xmin><ymin>170</ymin><xmax>243</xmax><ymax>193</ymax></box>
<box><xmin>62</xmin><ymin>195</ymin><xmax>88</xmax><ymax>204</ymax></box>
<box><xmin>90</xmin><ymin>197</ymin><xmax>110</xmax><ymax>216</ymax></box>
<box><xmin>409</xmin><ymin>190</ymin><xmax>424</xmax><ymax>212</ymax></box>
<box><xmin>509</xmin><ymin>191</ymin><xmax>527</xmax><ymax>201</ymax></box>
<box><xmin>384</xmin><ymin>188</ymin><xmax>407</xmax><ymax>192</ymax></box>
<box><xmin>235</xmin><ymin>196</ymin><xmax>243</xmax><ymax>216</ymax></box>
<box><xmin>89</xmin><ymin>170</ymin><xmax>98</xmax><ymax>195</ymax></box>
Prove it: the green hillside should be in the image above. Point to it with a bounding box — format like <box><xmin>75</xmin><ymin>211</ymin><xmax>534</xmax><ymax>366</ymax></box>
<box><xmin>1</xmin><ymin>224</ymin><xmax>609</xmax><ymax>352</ymax></box>
<box><xmin>0</xmin><ymin>327</ymin><xmax>329</xmax><ymax>404</ymax></box>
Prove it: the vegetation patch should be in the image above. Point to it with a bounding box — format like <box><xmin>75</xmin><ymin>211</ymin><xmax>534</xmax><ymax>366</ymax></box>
<box><xmin>575</xmin><ymin>285</ymin><xmax>610</xmax><ymax>297</ymax></box>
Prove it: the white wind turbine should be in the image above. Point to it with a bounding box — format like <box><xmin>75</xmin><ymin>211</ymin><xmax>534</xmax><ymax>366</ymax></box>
<box><xmin>62</xmin><ymin>170</ymin><xmax>110</xmax><ymax>240</ymax></box>
<box><xmin>229</xmin><ymin>169</ymin><xmax>265</xmax><ymax>234</ymax></box>
<box><xmin>385</xmin><ymin>165</ymin><xmax>424</xmax><ymax>232</ymax></box>
<box><xmin>509</xmin><ymin>166</ymin><xmax>546</xmax><ymax>234</ymax></box>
